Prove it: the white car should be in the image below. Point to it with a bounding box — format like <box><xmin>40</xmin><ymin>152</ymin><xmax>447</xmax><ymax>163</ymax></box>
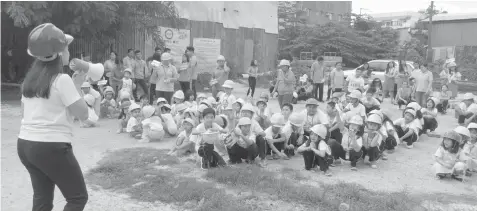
<box><xmin>343</xmin><ymin>60</ymin><xmax>415</xmax><ymax>83</ymax></box>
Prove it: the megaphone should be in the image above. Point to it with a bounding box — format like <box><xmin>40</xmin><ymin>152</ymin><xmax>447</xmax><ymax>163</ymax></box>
<box><xmin>69</xmin><ymin>58</ymin><xmax>104</xmax><ymax>81</ymax></box>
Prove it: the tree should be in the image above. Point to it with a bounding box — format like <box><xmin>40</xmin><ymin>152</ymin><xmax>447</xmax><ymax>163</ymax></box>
<box><xmin>1</xmin><ymin>1</ymin><xmax>180</xmax><ymax>47</ymax></box>
<box><xmin>400</xmin><ymin>38</ymin><xmax>426</xmax><ymax>63</ymax></box>
<box><xmin>283</xmin><ymin>22</ymin><xmax>400</xmax><ymax>66</ymax></box>
<box><xmin>278</xmin><ymin>1</ymin><xmax>306</xmax><ymax>56</ymax></box>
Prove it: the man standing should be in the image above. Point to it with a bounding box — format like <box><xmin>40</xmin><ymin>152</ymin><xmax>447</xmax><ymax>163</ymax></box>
<box><xmin>132</xmin><ymin>50</ymin><xmax>149</xmax><ymax>101</ymax></box>
<box><xmin>123</xmin><ymin>49</ymin><xmax>136</xmax><ymax>70</ymax></box>
<box><xmin>186</xmin><ymin>46</ymin><xmax>198</xmax><ymax>99</ymax></box>
<box><xmin>272</xmin><ymin>59</ymin><xmax>295</xmax><ymax>108</ymax></box>
<box><xmin>146</xmin><ymin>46</ymin><xmax>162</xmax><ymax>63</ymax></box>
<box><xmin>311</xmin><ymin>56</ymin><xmax>326</xmax><ymax>102</ymax></box>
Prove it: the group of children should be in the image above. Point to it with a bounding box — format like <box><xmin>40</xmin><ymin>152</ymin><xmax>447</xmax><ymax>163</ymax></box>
<box><xmin>78</xmin><ymin>71</ymin><xmax>477</xmax><ymax>181</ymax></box>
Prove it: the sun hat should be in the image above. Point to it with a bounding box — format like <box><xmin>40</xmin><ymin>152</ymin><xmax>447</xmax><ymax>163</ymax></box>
<box><xmin>222</xmin><ymin>80</ymin><xmax>235</xmax><ymax>89</ymax></box>
<box><xmin>184</xmin><ymin>108</ymin><xmax>198</xmax><ymax>117</ymax></box>
<box><xmin>173</xmin><ymin>90</ymin><xmax>185</xmax><ymax>99</ymax></box>
<box><xmin>124</xmin><ymin>68</ymin><xmax>132</xmax><ymax>74</ymax></box>
<box><xmin>142</xmin><ymin>105</ymin><xmax>156</xmax><ymax>118</ymax></box>
<box><xmin>81</xmin><ymin>82</ymin><xmax>91</xmax><ymax>88</ymax></box>
<box><xmin>256</xmin><ymin>98</ymin><xmax>267</xmax><ymax>106</ymax></box>
<box><xmin>260</xmin><ymin>92</ymin><xmax>269</xmax><ymax>101</ymax></box>
<box><xmin>241</xmin><ymin>103</ymin><xmax>256</xmax><ymax>113</ymax></box>
<box><xmin>198</xmin><ymin>104</ymin><xmax>208</xmax><ymax>113</ymax></box>
<box><xmin>119</xmin><ymin>100</ymin><xmax>132</xmax><ymax>109</ymax></box>
<box><xmin>237</xmin><ymin>117</ymin><xmax>252</xmax><ymax>126</ymax></box>
<box><xmin>305</xmin><ymin>98</ymin><xmax>319</xmax><ymax>106</ymax></box>
<box><xmin>463</xmin><ymin>93</ymin><xmax>474</xmax><ymax>100</ymax></box>
<box><xmin>467</xmin><ymin>123</ymin><xmax>477</xmax><ymax>130</ymax></box>
<box><xmin>270</xmin><ymin>113</ymin><xmax>285</xmax><ymax>127</ymax></box>
<box><xmin>207</xmin><ymin>96</ymin><xmax>217</xmax><ymax>105</ymax></box>
<box><xmin>156</xmin><ymin>97</ymin><xmax>168</xmax><ymax>105</ymax></box>
<box><xmin>202</xmin><ymin>107</ymin><xmax>216</xmax><ymax>118</ymax></box>
<box><xmin>233</xmin><ymin>98</ymin><xmax>245</xmax><ymax>107</ymax></box>
<box><xmin>404</xmin><ymin>109</ymin><xmax>416</xmax><ymax>117</ymax></box>
<box><xmin>161</xmin><ymin>104</ymin><xmax>171</xmax><ymax>110</ymax></box>
<box><xmin>279</xmin><ymin>59</ymin><xmax>290</xmax><ymax>66</ymax></box>
<box><xmin>183</xmin><ymin>118</ymin><xmax>195</xmax><ymax>127</ymax></box>
<box><xmin>348</xmin><ymin>115</ymin><xmax>364</xmax><ymax>126</ymax></box>
<box><xmin>128</xmin><ymin>103</ymin><xmax>141</xmax><ymax>112</ymax></box>
<box><xmin>407</xmin><ymin>102</ymin><xmax>421</xmax><ymax>111</ymax></box>
<box><xmin>428</xmin><ymin>97</ymin><xmax>439</xmax><ymax>106</ymax></box>
<box><xmin>289</xmin><ymin>113</ymin><xmax>305</xmax><ymax>127</ymax></box>
<box><xmin>83</xmin><ymin>94</ymin><xmax>95</xmax><ymax>106</ymax></box>
<box><xmin>368</xmin><ymin>110</ymin><xmax>384</xmax><ymax>120</ymax></box>
<box><xmin>348</xmin><ymin>90</ymin><xmax>362</xmax><ymax>99</ymax></box>
<box><xmin>332</xmin><ymin>92</ymin><xmax>343</xmax><ymax>99</ymax></box>
<box><xmin>197</xmin><ymin>93</ymin><xmax>207</xmax><ymax>99</ymax></box>
<box><xmin>443</xmin><ymin>130</ymin><xmax>462</xmax><ymax>142</ymax></box>
<box><xmin>200</xmin><ymin>99</ymin><xmax>212</xmax><ymax>107</ymax></box>
<box><xmin>367</xmin><ymin>114</ymin><xmax>382</xmax><ymax>125</ymax></box>
<box><xmin>161</xmin><ymin>53</ymin><xmax>172</xmax><ymax>61</ymax></box>
<box><xmin>293</xmin><ymin>92</ymin><xmax>298</xmax><ymax>98</ymax></box>
<box><xmin>175</xmin><ymin>103</ymin><xmax>188</xmax><ymax>112</ymax></box>
<box><xmin>447</xmin><ymin>62</ymin><xmax>457</xmax><ymax>68</ymax></box>
<box><xmin>310</xmin><ymin>124</ymin><xmax>327</xmax><ymax>139</ymax></box>
<box><xmin>119</xmin><ymin>90</ymin><xmax>130</xmax><ymax>100</ymax></box>
<box><xmin>454</xmin><ymin>126</ymin><xmax>471</xmax><ymax>138</ymax></box>
<box><xmin>103</xmin><ymin>86</ymin><xmax>115</xmax><ymax>95</ymax></box>
<box><xmin>217</xmin><ymin>55</ymin><xmax>226</xmax><ymax>61</ymax></box>
<box><xmin>27</xmin><ymin>23</ymin><xmax>73</xmax><ymax>60</ymax></box>
<box><xmin>214</xmin><ymin>115</ymin><xmax>225</xmax><ymax>127</ymax></box>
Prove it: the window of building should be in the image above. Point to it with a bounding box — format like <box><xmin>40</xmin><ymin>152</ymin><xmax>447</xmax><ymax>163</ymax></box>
<box><xmin>327</xmin><ymin>13</ymin><xmax>333</xmax><ymax>20</ymax></box>
<box><xmin>392</xmin><ymin>20</ymin><xmax>403</xmax><ymax>26</ymax></box>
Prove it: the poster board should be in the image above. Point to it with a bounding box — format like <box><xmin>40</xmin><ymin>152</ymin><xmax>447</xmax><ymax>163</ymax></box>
<box><xmin>158</xmin><ymin>27</ymin><xmax>191</xmax><ymax>64</ymax></box>
<box><xmin>193</xmin><ymin>38</ymin><xmax>221</xmax><ymax>73</ymax></box>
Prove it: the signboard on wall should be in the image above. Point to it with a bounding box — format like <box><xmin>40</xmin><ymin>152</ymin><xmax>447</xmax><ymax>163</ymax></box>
<box><xmin>193</xmin><ymin>38</ymin><xmax>221</xmax><ymax>73</ymax></box>
<box><xmin>158</xmin><ymin>27</ymin><xmax>191</xmax><ymax>64</ymax></box>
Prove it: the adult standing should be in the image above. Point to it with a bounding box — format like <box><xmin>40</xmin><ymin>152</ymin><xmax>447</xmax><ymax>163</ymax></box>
<box><xmin>148</xmin><ymin>52</ymin><xmax>162</xmax><ymax>103</ymax></box>
<box><xmin>123</xmin><ymin>49</ymin><xmax>136</xmax><ymax>71</ymax></box>
<box><xmin>150</xmin><ymin>53</ymin><xmax>178</xmax><ymax>103</ymax></box>
<box><xmin>186</xmin><ymin>46</ymin><xmax>199</xmax><ymax>99</ymax></box>
<box><xmin>414</xmin><ymin>63</ymin><xmax>434</xmax><ymax>107</ymax></box>
<box><xmin>132</xmin><ymin>50</ymin><xmax>149</xmax><ymax>101</ymax></box>
<box><xmin>178</xmin><ymin>53</ymin><xmax>191</xmax><ymax>94</ymax></box>
<box><xmin>448</xmin><ymin>63</ymin><xmax>461</xmax><ymax>99</ymax></box>
<box><xmin>395</xmin><ymin>60</ymin><xmax>410</xmax><ymax>99</ymax></box>
<box><xmin>146</xmin><ymin>47</ymin><xmax>162</xmax><ymax>63</ymax></box>
<box><xmin>383</xmin><ymin>61</ymin><xmax>397</xmax><ymax>103</ymax></box>
<box><xmin>104</xmin><ymin>51</ymin><xmax>123</xmax><ymax>96</ymax></box>
<box><xmin>246</xmin><ymin>59</ymin><xmax>260</xmax><ymax>97</ymax></box>
<box><xmin>19</xmin><ymin>23</ymin><xmax>94</xmax><ymax>210</ymax></box>
<box><xmin>211</xmin><ymin>55</ymin><xmax>230</xmax><ymax>98</ymax></box>
<box><xmin>311</xmin><ymin>56</ymin><xmax>326</xmax><ymax>102</ymax></box>
<box><xmin>272</xmin><ymin>59</ymin><xmax>296</xmax><ymax>108</ymax></box>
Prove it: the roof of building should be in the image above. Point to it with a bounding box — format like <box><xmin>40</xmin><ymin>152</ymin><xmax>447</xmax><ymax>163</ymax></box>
<box><xmin>173</xmin><ymin>2</ymin><xmax>278</xmax><ymax>34</ymax></box>
<box><xmin>371</xmin><ymin>11</ymin><xmax>422</xmax><ymax>21</ymax></box>
<box><xmin>422</xmin><ymin>12</ymin><xmax>477</xmax><ymax>22</ymax></box>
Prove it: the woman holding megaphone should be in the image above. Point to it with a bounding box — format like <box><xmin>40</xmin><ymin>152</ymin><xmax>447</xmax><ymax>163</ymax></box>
<box><xmin>18</xmin><ymin>23</ymin><xmax>103</xmax><ymax>210</ymax></box>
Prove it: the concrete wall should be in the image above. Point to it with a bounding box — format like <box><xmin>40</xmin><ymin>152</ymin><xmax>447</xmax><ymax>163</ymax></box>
<box><xmin>430</xmin><ymin>20</ymin><xmax>477</xmax><ymax>47</ymax></box>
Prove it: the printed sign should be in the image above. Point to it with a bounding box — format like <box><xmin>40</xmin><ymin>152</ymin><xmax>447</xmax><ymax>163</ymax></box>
<box><xmin>158</xmin><ymin>27</ymin><xmax>191</xmax><ymax>64</ymax></box>
<box><xmin>193</xmin><ymin>38</ymin><xmax>221</xmax><ymax>73</ymax></box>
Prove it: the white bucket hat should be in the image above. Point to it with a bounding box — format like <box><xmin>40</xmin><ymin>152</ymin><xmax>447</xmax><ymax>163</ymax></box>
<box><xmin>270</xmin><ymin>113</ymin><xmax>285</xmax><ymax>127</ymax></box>
<box><xmin>222</xmin><ymin>80</ymin><xmax>235</xmax><ymax>89</ymax></box>
<box><xmin>348</xmin><ymin>90</ymin><xmax>362</xmax><ymax>99</ymax></box>
<box><xmin>161</xmin><ymin>53</ymin><xmax>172</xmax><ymax>61</ymax></box>
<box><xmin>142</xmin><ymin>105</ymin><xmax>156</xmax><ymax>118</ymax></box>
<box><xmin>279</xmin><ymin>59</ymin><xmax>290</xmax><ymax>66</ymax></box>
<box><xmin>310</xmin><ymin>124</ymin><xmax>327</xmax><ymax>139</ymax></box>
<box><xmin>463</xmin><ymin>93</ymin><xmax>474</xmax><ymax>100</ymax></box>
<box><xmin>217</xmin><ymin>55</ymin><xmax>225</xmax><ymax>61</ymax></box>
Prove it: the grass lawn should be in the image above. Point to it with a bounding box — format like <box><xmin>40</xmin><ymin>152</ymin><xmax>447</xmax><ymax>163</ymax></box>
<box><xmin>86</xmin><ymin>148</ymin><xmax>425</xmax><ymax>211</ymax></box>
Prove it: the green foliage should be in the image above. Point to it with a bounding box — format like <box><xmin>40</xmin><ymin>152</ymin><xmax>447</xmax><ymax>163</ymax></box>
<box><xmin>401</xmin><ymin>38</ymin><xmax>426</xmax><ymax>63</ymax></box>
<box><xmin>1</xmin><ymin>1</ymin><xmax>180</xmax><ymax>46</ymax></box>
<box><xmin>284</xmin><ymin>22</ymin><xmax>400</xmax><ymax>66</ymax></box>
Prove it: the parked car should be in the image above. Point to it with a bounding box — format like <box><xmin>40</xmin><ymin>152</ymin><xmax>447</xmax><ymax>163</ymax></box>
<box><xmin>343</xmin><ymin>60</ymin><xmax>415</xmax><ymax>84</ymax></box>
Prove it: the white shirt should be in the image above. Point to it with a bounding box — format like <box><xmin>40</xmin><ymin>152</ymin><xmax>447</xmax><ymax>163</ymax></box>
<box><xmin>282</xmin><ymin>121</ymin><xmax>304</xmax><ymax>141</ymax></box>
<box><xmin>301</xmin><ymin>109</ymin><xmax>329</xmax><ymax>127</ymax></box>
<box><xmin>393</xmin><ymin>118</ymin><xmax>418</xmax><ymax>134</ymax></box>
<box><xmin>318</xmin><ymin>141</ymin><xmax>332</xmax><ymax>155</ymax></box>
<box><xmin>466</xmin><ymin>103</ymin><xmax>477</xmax><ymax>114</ymax></box>
<box><xmin>87</xmin><ymin>107</ymin><xmax>99</xmax><ymax>123</ymax></box>
<box><xmin>19</xmin><ymin>74</ymin><xmax>81</xmax><ymax>143</ymax></box>
<box><xmin>346</xmin><ymin>74</ymin><xmax>365</xmax><ymax>92</ymax></box>
<box><xmin>126</xmin><ymin>116</ymin><xmax>139</xmax><ymax>132</ymax></box>
<box><xmin>122</xmin><ymin>78</ymin><xmax>133</xmax><ymax>93</ymax></box>
<box><xmin>341</xmin><ymin>133</ymin><xmax>363</xmax><ymax>150</ymax></box>
<box><xmin>343</xmin><ymin>103</ymin><xmax>366</xmax><ymax>122</ymax></box>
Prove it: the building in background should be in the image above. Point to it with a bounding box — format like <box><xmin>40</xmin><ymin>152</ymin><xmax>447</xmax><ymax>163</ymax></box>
<box><xmin>296</xmin><ymin>1</ymin><xmax>352</xmax><ymax>25</ymax></box>
<box><xmin>421</xmin><ymin>13</ymin><xmax>477</xmax><ymax>62</ymax></box>
<box><xmin>371</xmin><ymin>11</ymin><xmax>424</xmax><ymax>44</ymax></box>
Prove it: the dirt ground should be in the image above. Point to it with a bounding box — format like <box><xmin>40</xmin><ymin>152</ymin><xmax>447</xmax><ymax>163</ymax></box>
<box><xmin>1</xmin><ymin>84</ymin><xmax>477</xmax><ymax>211</ymax></box>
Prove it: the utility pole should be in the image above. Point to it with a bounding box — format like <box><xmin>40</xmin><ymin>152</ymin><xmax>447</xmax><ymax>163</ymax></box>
<box><xmin>426</xmin><ymin>1</ymin><xmax>434</xmax><ymax>63</ymax></box>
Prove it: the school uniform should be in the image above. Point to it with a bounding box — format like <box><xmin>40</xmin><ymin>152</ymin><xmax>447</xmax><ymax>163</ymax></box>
<box><xmin>458</xmin><ymin>103</ymin><xmax>477</xmax><ymax>124</ymax></box>
<box><xmin>462</xmin><ymin>142</ymin><xmax>477</xmax><ymax>172</ymax></box>
<box><xmin>433</xmin><ymin>146</ymin><xmax>466</xmax><ymax>176</ymax></box>
<box><xmin>361</xmin><ymin>97</ymin><xmax>381</xmax><ymax>114</ymax></box>
<box><xmin>264</xmin><ymin>127</ymin><xmax>285</xmax><ymax>155</ymax></box>
<box><xmin>421</xmin><ymin>108</ymin><xmax>438</xmax><ymax>132</ymax></box>
<box><xmin>362</xmin><ymin>131</ymin><xmax>382</xmax><ymax>162</ymax></box>
<box><xmin>436</xmin><ymin>91</ymin><xmax>452</xmax><ymax>113</ymax></box>
<box><xmin>328</xmin><ymin>132</ymin><xmax>363</xmax><ymax>167</ymax></box>
<box><xmin>328</xmin><ymin>113</ymin><xmax>343</xmax><ymax>144</ymax></box>
<box><xmin>161</xmin><ymin>113</ymin><xmax>178</xmax><ymax>136</ymax></box>
<box><xmin>393</xmin><ymin>118</ymin><xmax>418</xmax><ymax>146</ymax></box>
<box><xmin>141</xmin><ymin>116</ymin><xmax>165</xmax><ymax>142</ymax></box>
<box><xmin>250</xmin><ymin>119</ymin><xmax>268</xmax><ymax>160</ymax></box>
<box><xmin>343</xmin><ymin>103</ymin><xmax>366</xmax><ymax>122</ymax></box>
<box><xmin>126</xmin><ymin>116</ymin><xmax>142</xmax><ymax>138</ymax></box>
<box><xmin>383</xmin><ymin>121</ymin><xmax>398</xmax><ymax>150</ymax></box>
<box><xmin>224</xmin><ymin>132</ymin><xmax>259</xmax><ymax>164</ymax></box>
<box><xmin>195</xmin><ymin>122</ymin><xmax>227</xmax><ymax>169</ymax></box>
<box><xmin>300</xmin><ymin>141</ymin><xmax>333</xmax><ymax>171</ymax></box>
<box><xmin>346</xmin><ymin>74</ymin><xmax>365</xmax><ymax>93</ymax></box>
<box><xmin>281</xmin><ymin>122</ymin><xmax>307</xmax><ymax>156</ymax></box>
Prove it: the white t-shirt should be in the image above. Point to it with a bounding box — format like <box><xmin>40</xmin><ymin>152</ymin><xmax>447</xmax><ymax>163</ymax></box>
<box><xmin>346</xmin><ymin>74</ymin><xmax>365</xmax><ymax>92</ymax></box>
<box><xmin>318</xmin><ymin>141</ymin><xmax>332</xmax><ymax>155</ymax></box>
<box><xmin>301</xmin><ymin>109</ymin><xmax>330</xmax><ymax>127</ymax></box>
<box><xmin>122</xmin><ymin>78</ymin><xmax>133</xmax><ymax>93</ymax></box>
<box><xmin>264</xmin><ymin>127</ymin><xmax>282</xmax><ymax>140</ymax></box>
<box><xmin>341</xmin><ymin>133</ymin><xmax>363</xmax><ymax>150</ymax></box>
<box><xmin>466</xmin><ymin>103</ymin><xmax>477</xmax><ymax>114</ymax></box>
<box><xmin>126</xmin><ymin>116</ymin><xmax>139</xmax><ymax>132</ymax></box>
<box><xmin>19</xmin><ymin>74</ymin><xmax>81</xmax><ymax>143</ymax></box>
<box><xmin>393</xmin><ymin>118</ymin><xmax>418</xmax><ymax>134</ymax></box>
<box><xmin>282</xmin><ymin>121</ymin><xmax>304</xmax><ymax>141</ymax></box>
<box><xmin>343</xmin><ymin>103</ymin><xmax>366</xmax><ymax>122</ymax></box>
<box><xmin>250</xmin><ymin>119</ymin><xmax>264</xmax><ymax>135</ymax></box>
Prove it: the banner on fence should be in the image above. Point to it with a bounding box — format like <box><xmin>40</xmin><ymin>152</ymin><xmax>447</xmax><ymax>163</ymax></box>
<box><xmin>193</xmin><ymin>38</ymin><xmax>221</xmax><ymax>73</ymax></box>
<box><xmin>158</xmin><ymin>27</ymin><xmax>191</xmax><ymax>64</ymax></box>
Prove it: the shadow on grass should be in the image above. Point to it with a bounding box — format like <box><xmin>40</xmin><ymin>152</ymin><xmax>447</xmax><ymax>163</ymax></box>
<box><xmin>205</xmin><ymin>165</ymin><xmax>421</xmax><ymax>211</ymax></box>
<box><xmin>86</xmin><ymin>147</ymin><xmax>254</xmax><ymax>211</ymax></box>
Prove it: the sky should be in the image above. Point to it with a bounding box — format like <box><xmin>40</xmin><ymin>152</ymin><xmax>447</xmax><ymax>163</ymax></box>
<box><xmin>352</xmin><ymin>0</ymin><xmax>477</xmax><ymax>15</ymax></box>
